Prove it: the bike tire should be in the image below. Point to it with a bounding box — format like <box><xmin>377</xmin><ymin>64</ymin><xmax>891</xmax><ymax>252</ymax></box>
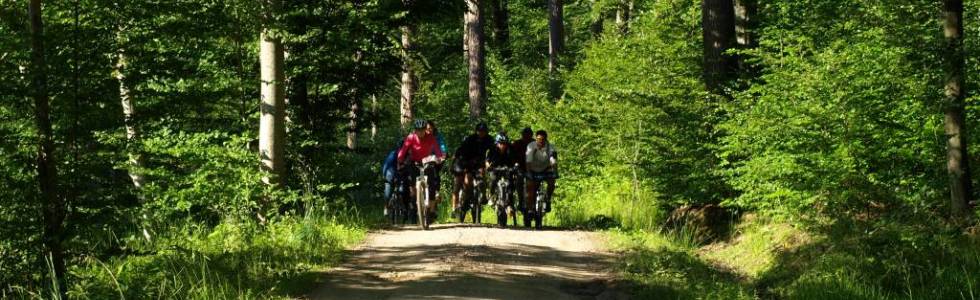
<box><xmin>417</xmin><ymin>181</ymin><xmax>429</xmax><ymax>230</ymax></box>
<box><xmin>470</xmin><ymin>199</ymin><xmax>483</xmax><ymax>224</ymax></box>
<box><xmin>496</xmin><ymin>198</ymin><xmax>507</xmax><ymax>227</ymax></box>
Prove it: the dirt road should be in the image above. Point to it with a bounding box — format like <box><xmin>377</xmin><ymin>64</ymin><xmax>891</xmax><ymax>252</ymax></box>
<box><xmin>307</xmin><ymin>224</ymin><xmax>627</xmax><ymax>300</ymax></box>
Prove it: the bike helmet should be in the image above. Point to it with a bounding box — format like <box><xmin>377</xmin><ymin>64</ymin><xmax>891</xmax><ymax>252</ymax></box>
<box><xmin>495</xmin><ymin>132</ymin><xmax>509</xmax><ymax>144</ymax></box>
<box><xmin>521</xmin><ymin>127</ymin><xmax>533</xmax><ymax>135</ymax></box>
<box><xmin>475</xmin><ymin>122</ymin><xmax>489</xmax><ymax>132</ymax></box>
<box><xmin>413</xmin><ymin>119</ymin><xmax>426</xmax><ymax>130</ymax></box>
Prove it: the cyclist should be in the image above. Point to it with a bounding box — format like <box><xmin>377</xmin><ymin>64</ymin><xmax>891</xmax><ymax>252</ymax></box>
<box><xmin>451</xmin><ymin>123</ymin><xmax>494</xmax><ymax>217</ymax></box>
<box><xmin>486</xmin><ymin>132</ymin><xmax>516</xmax><ymax>197</ymax></box>
<box><xmin>425</xmin><ymin>120</ymin><xmax>448</xmax><ymax>207</ymax></box>
<box><xmin>382</xmin><ymin>139</ymin><xmax>404</xmax><ymax>216</ymax></box>
<box><xmin>510</xmin><ymin>127</ymin><xmax>534</xmax><ymax>213</ymax></box>
<box><xmin>525</xmin><ymin>130</ymin><xmax>558</xmax><ymax>214</ymax></box>
<box><xmin>397</xmin><ymin>119</ymin><xmax>446</xmax><ymax>217</ymax></box>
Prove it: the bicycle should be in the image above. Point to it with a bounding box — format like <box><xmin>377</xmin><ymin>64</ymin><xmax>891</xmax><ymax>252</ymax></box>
<box><xmin>415</xmin><ymin>155</ymin><xmax>440</xmax><ymax>230</ymax></box>
<box><xmin>385</xmin><ymin>168</ymin><xmax>416</xmax><ymax>225</ymax></box>
<box><xmin>489</xmin><ymin>166</ymin><xmax>517</xmax><ymax>227</ymax></box>
<box><xmin>457</xmin><ymin>168</ymin><xmax>486</xmax><ymax>224</ymax></box>
<box><xmin>524</xmin><ymin>174</ymin><xmax>552</xmax><ymax>230</ymax></box>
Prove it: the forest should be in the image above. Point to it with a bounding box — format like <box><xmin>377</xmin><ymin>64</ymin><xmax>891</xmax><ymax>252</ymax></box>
<box><xmin>2</xmin><ymin>0</ymin><xmax>980</xmax><ymax>299</ymax></box>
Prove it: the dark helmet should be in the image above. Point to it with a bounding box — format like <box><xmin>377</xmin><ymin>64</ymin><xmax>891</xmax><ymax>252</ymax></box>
<box><xmin>413</xmin><ymin>119</ymin><xmax>426</xmax><ymax>129</ymax></box>
<box><xmin>535</xmin><ymin>130</ymin><xmax>548</xmax><ymax>138</ymax></box>
<box><xmin>521</xmin><ymin>127</ymin><xmax>533</xmax><ymax>136</ymax></box>
<box><xmin>475</xmin><ymin>122</ymin><xmax>489</xmax><ymax>132</ymax></box>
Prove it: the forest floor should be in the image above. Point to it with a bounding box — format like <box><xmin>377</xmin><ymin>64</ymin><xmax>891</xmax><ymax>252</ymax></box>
<box><xmin>305</xmin><ymin>223</ymin><xmax>631</xmax><ymax>300</ymax></box>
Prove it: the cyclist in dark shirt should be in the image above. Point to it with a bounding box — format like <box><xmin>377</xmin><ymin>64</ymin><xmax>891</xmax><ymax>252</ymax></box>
<box><xmin>486</xmin><ymin>132</ymin><xmax>516</xmax><ymax>207</ymax></box>
<box><xmin>451</xmin><ymin>123</ymin><xmax>494</xmax><ymax>217</ymax></box>
<box><xmin>510</xmin><ymin>127</ymin><xmax>533</xmax><ymax>213</ymax></box>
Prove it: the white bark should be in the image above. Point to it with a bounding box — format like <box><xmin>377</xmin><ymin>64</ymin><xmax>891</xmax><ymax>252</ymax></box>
<box><xmin>115</xmin><ymin>47</ymin><xmax>145</xmax><ymax>189</ymax></box>
<box><xmin>259</xmin><ymin>29</ymin><xmax>286</xmax><ymax>186</ymax></box>
<box><xmin>400</xmin><ymin>25</ymin><xmax>415</xmax><ymax>129</ymax></box>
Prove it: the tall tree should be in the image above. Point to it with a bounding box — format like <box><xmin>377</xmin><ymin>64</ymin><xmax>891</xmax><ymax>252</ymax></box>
<box><xmin>465</xmin><ymin>0</ymin><xmax>487</xmax><ymax>120</ymax></box>
<box><xmin>259</xmin><ymin>1</ymin><xmax>286</xmax><ymax>187</ymax></box>
<box><xmin>615</xmin><ymin>0</ymin><xmax>632</xmax><ymax>34</ymax></box>
<box><xmin>548</xmin><ymin>0</ymin><xmax>564</xmax><ymax>99</ymax></box>
<box><xmin>29</xmin><ymin>0</ymin><xmax>66</xmax><ymax>295</ymax></box>
<box><xmin>701</xmin><ymin>0</ymin><xmax>736</xmax><ymax>93</ymax></box>
<box><xmin>114</xmin><ymin>32</ymin><xmax>145</xmax><ymax>190</ymax></box>
<box><xmin>734</xmin><ymin>0</ymin><xmax>756</xmax><ymax>72</ymax></box>
<box><xmin>942</xmin><ymin>0</ymin><xmax>972</xmax><ymax>217</ymax></box>
<box><xmin>400</xmin><ymin>2</ymin><xmax>415</xmax><ymax>129</ymax></box>
<box><xmin>347</xmin><ymin>51</ymin><xmax>363</xmax><ymax>150</ymax></box>
<box><xmin>491</xmin><ymin>0</ymin><xmax>511</xmax><ymax>60</ymax></box>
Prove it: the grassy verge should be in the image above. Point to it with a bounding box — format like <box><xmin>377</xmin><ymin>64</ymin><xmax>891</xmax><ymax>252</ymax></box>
<box><xmin>73</xmin><ymin>216</ymin><xmax>364</xmax><ymax>299</ymax></box>
<box><xmin>606</xmin><ymin>216</ymin><xmax>980</xmax><ymax>300</ymax></box>
<box><xmin>5</xmin><ymin>211</ymin><xmax>367</xmax><ymax>300</ymax></box>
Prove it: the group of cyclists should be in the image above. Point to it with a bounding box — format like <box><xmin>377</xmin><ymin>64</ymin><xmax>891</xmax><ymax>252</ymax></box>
<box><xmin>382</xmin><ymin>119</ymin><xmax>559</xmax><ymax>229</ymax></box>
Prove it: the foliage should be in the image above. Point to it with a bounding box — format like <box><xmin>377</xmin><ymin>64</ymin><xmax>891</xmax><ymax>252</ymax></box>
<box><xmin>611</xmin><ymin>216</ymin><xmax>980</xmax><ymax>300</ymax></box>
<box><xmin>720</xmin><ymin>0</ymin><xmax>948</xmax><ymax>217</ymax></box>
<box><xmin>4</xmin><ymin>0</ymin><xmax>980</xmax><ymax>297</ymax></box>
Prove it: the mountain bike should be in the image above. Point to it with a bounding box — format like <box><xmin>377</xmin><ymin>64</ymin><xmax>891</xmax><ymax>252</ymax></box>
<box><xmin>386</xmin><ymin>168</ymin><xmax>416</xmax><ymax>225</ymax></box>
<box><xmin>458</xmin><ymin>168</ymin><xmax>485</xmax><ymax>224</ymax></box>
<box><xmin>415</xmin><ymin>155</ymin><xmax>440</xmax><ymax>230</ymax></box>
<box><xmin>490</xmin><ymin>166</ymin><xmax>516</xmax><ymax>227</ymax></box>
<box><xmin>524</xmin><ymin>174</ymin><xmax>552</xmax><ymax>230</ymax></box>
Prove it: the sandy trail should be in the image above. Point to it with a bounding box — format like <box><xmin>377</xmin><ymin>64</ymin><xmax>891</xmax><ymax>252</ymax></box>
<box><xmin>307</xmin><ymin>224</ymin><xmax>627</xmax><ymax>300</ymax></box>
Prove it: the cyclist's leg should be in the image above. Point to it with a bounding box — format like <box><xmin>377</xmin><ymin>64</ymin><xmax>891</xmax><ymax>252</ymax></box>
<box><xmin>526</xmin><ymin>177</ymin><xmax>539</xmax><ymax>212</ymax></box>
<box><xmin>488</xmin><ymin>171</ymin><xmax>499</xmax><ymax>200</ymax></box>
<box><xmin>515</xmin><ymin>173</ymin><xmax>525</xmax><ymax>213</ymax></box>
<box><xmin>452</xmin><ymin>172</ymin><xmax>463</xmax><ymax>210</ymax></box>
<box><xmin>545</xmin><ymin>177</ymin><xmax>556</xmax><ymax>212</ymax></box>
<box><xmin>433</xmin><ymin>163</ymin><xmax>443</xmax><ymax>206</ymax></box>
<box><xmin>425</xmin><ymin>166</ymin><xmax>439</xmax><ymax>214</ymax></box>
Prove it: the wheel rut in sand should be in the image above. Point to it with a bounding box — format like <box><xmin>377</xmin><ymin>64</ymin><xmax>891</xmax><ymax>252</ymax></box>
<box><xmin>307</xmin><ymin>224</ymin><xmax>629</xmax><ymax>300</ymax></box>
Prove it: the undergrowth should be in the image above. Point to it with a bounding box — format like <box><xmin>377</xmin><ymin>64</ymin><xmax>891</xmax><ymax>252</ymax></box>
<box><xmin>4</xmin><ymin>210</ymin><xmax>367</xmax><ymax>300</ymax></box>
<box><xmin>605</xmin><ymin>215</ymin><xmax>980</xmax><ymax>300</ymax></box>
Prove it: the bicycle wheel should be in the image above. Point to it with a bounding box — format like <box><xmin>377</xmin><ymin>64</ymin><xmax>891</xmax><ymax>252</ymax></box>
<box><xmin>417</xmin><ymin>180</ymin><xmax>429</xmax><ymax>230</ymax></box>
<box><xmin>496</xmin><ymin>184</ymin><xmax>508</xmax><ymax>227</ymax></box>
<box><xmin>472</xmin><ymin>194</ymin><xmax>481</xmax><ymax>224</ymax></box>
<box><xmin>388</xmin><ymin>194</ymin><xmax>400</xmax><ymax>225</ymax></box>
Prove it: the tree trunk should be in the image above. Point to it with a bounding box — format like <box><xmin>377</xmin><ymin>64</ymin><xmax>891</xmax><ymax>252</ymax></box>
<box><xmin>400</xmin><ymin>24</ymin><xmax>415</xmax><ymax>129</ymax></box>
<box><xmin>548</xmin><ymin>0</ymin><xmax>564</xmax><ymax>99</ymax></box>
<box><xmin>492</xmin><ymin>0</ymin><xmax>511</xmax><ymax>61</ymax></box>
<box><xmin>942</xmin><ymin>0</ymin><xmax>972</xmax><ymax>217</ymax></box>
<box><xmin>701</xmin><ymin>0</ymin><xmax>737</xmax><ymax>93</ymax></box>
<box><xmin>370</xmin><ymin>94</ymin><xmax>377</xmax><ymax>141</ymax></box>
<box><xmin>734</xmin><ymin>0</ymin><xmax>757</xmax><ymax>71</ymax></box>
<box><xmin>289</xmin><ymin>72</ymin><xmax>313</xmax><ymax>130</ymax></box>
<box><xmin>615</xmin><ymin>0</ymin><xmax>632</xmax><ymax>34</ymax></box>
<box><xmin>348</xmin><ymin>50</ymin><xmax>365</xmax><ymax>151</ymax></box>
<box><xmin>29</xmin><ymin>0</ymin><xmax>66</xmax><ymax>296</ymax></box>
<box><xmin>115</xmin><ymin>45</ymin><xmax>145</xmax><ymax>190</ymax></box>
<box><xmin>465</xmin><ymin>0</ymin><xmax>487</xmax><ymax>120</ymax></box>
<box><xmin>259</xmin><ymin>28</ymin><xmax>286</xmax><ymax>187</ymax></box>
<box><xmin>347</xmin><ymin>100</ymin><xmax>360</xmax><ymax>150</ymax></box>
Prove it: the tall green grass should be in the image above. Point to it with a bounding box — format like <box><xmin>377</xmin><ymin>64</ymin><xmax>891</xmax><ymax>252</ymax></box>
<box><xmin>4</xmin><ymin>206</ymin><xmax>366</xmax><ymax>299</ymax></box>
<box><xmin>603</xmin><ymin>214</ymin><xmax>980</xmax><ymax>300</ymax></box>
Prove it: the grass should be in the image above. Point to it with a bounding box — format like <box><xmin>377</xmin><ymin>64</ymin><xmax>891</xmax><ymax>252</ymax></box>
<box><xmin>602</xmin><ymin>215</ymin><xmax>980</xmax><ymax>300</ymax></box>
<box><xmin>4</xmin><ymin>208</ymin><xmax>367</xmax><ymax>300</ymax></box>
<box><xmin>549</xmin><ymin>173</ymin><xmax>980</xmax><ymax>300</ymax></box>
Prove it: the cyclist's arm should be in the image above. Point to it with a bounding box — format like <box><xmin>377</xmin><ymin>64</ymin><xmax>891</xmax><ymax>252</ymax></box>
<box><xmin>396</xmin><ymin>136</ymin><xmax>414</xmax><ymax>167</ymax></box>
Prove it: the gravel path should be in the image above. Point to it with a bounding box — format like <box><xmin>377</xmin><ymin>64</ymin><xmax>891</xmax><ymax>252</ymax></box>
<box><xmin>307</xmin><ymin>224</ymin><xmax>628</xmax><ymax>300</ymax></box>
